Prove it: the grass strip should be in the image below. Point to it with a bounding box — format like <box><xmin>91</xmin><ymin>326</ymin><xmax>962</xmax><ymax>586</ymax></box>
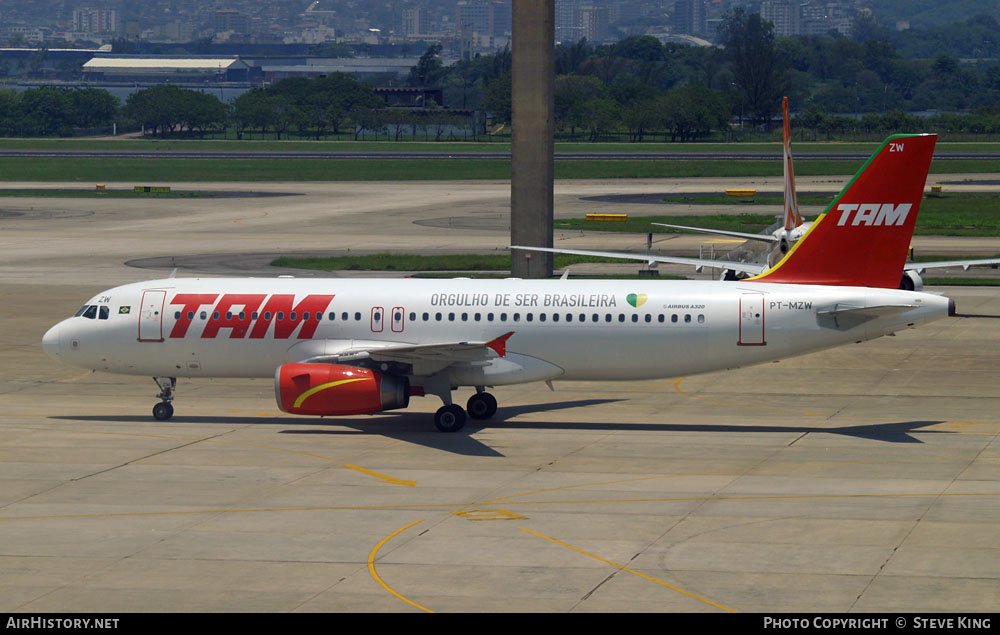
<box><xmin>7</xmin><ymin>138</ymin><xmax>1000</xmax><ymax>154</ymax></box>
<box><xmin>0</xmin><ymin>188</ymin><xmax>215</xmax><ymax>198</ymax></box>
<box><xmin>271</xmin><ymin>253</ymin><xmax>631</xmax><ymax>271</ymax></box>
<box><xmin>1</xmin><ymin>157</ymin><xmax>998</xmax><ymax>182</ymax></box>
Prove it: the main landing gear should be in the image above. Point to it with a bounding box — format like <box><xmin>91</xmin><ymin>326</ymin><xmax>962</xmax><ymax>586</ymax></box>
<box><xmin>431</xmin><ymin>386</ymin><xmax>499</xmax><ymax>433</ymax></box>
<box><xmin>152</xmin><ymin>377</ymin><xmax>176</xmax><ymax>421</ymax></box>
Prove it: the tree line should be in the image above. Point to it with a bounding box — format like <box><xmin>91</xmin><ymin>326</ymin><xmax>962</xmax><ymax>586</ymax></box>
<box><xmin>7</xmin><ymin>9</ymin><xmax>1000</xmax><ymax>141</ymax></box>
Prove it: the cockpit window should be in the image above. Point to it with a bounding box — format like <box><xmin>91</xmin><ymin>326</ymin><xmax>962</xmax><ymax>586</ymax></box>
<box><xmin>82</xmin><ymin>305</ymin><xmax>98</xmax><ymax>320</ymax></box>
<box><xmin>74</xmin><ymin>305</ymin><xmax>89</xmax><ymax>317</ymax></box>
<box><xmin>99</xmin><ymin>306</ymin><xmax>110</xmax><ymax>320</ymax></box>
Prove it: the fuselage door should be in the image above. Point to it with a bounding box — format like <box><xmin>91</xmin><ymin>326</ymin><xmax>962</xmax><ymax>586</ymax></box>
<box><xmin>738</xmin><ymin>292</ymin><xmax>766</xmax><ymax>346</ymax></box>
<box><xmin>138</xmin><ymin>290</ymin><xmax>166</xmax><ymax>342</ymax></box>
<box><xmin>371</xmin><ymin>306</ymin><xmax>384</xmax><ymax>333</ymax></box>
<box><xmin>391</xmin><ymin>306</ymin><xmax>405</xmax><ymax>333</ymax></box>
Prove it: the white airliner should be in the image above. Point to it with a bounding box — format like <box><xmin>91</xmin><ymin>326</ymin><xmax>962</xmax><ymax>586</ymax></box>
<box><xmin>44</xmin><ymin>133</ymin><xmax>953</xmax><ymax>432</ymax></box>
<box><xmin>549</xmin><ymin>98</ymin><xmax>1000</xmax><ymax>288</ymax></box>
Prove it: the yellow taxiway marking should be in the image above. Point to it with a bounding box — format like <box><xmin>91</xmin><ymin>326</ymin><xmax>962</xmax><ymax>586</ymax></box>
<box><xmin>451</xmin><ymin>509</ymin><xmax>526</xmax><ymax>521</ymax></box>
<box><xmin>342</xmin><ymin>464</ymin><xmax>416</xmax><ymax>487</ymax></box>
<box><xmin>479</xmin><ymin>456</ymin><xmax>980</xmax><ymax>504</ymax></box>
<box><xmin>4</xmin><ymin>491</ymin><xmax>999</xmax><ymax>522</ymax></box>
<box><xmin>519</xmin><ymin>527</ymin><xmax>736</xmax><ymax>613</ymax></box>
<box><xmin>670</xmin><ymin>378</ymin><xmax>999</xmax><ymax>430</ymax></box>
<box><xmin>673</xmin><ymin>377</ymin><xmax>825</xmax><ymax>416</ymax></box>
<box><xmin>2</xmin><ymin>424</ymin><xmax>418</xmax><ymax>487</ymax></box>
<box><xmin>368</xmin><ymin>520</ymin><xmax>434</xmax><ymax>613</ymax></box>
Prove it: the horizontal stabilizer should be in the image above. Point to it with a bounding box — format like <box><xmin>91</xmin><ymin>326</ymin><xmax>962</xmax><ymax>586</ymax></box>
<box><xmin>652</xmin><ymin>223</ymin><xmax>780</xmax><ymax>243</ymax></box>
<box><xmin>817</xmin><ymin>303</ymin><xmax>920</xmax><ymax>329</ymax></box>
<box><xmin>817</xmin><ymin>303</ymin><xmax>919</xmax><ymax>318</ymax></box>
<box><xmin>510</xmin><ymin>246</ymin><xmax>767</xmax><ymax>275</ymax></box>
<box><xmin>904</xmin><ymin>258</ymin><xmax>1000</xmax><ymax>273</ymax></box>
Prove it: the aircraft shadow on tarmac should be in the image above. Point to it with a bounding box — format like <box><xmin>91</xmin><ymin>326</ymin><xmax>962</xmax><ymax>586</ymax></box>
<box><xmin>52</xmin><ymin>404</ymin><xmax>946</xmax><ymax>457</ymax></box>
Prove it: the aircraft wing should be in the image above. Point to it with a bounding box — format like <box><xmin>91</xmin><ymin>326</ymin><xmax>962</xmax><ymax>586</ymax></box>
<box><xmin>299</xmin><ymin>332</ymin><xmax>514</xmax><ymax>377</ymax></box>
<box><xmin>510</xmin><ymin>245</ymin><xmax>768</xmax><ymax>275</ymax></box>
<box><xmin>904</xmin><ymin>258</ymin><xmax>1000</xmax><ymax>273</ymax></box>
<box><xmin>652</xmin><ymin>223</ymin><xmax>780</xmax><ymax>243</ymax></box>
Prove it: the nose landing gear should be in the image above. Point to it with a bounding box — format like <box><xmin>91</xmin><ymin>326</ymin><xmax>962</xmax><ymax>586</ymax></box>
<box><xmin>152</xmin><ymin>377</ymin><xmax>176</xmax><ymax>421</ymax></box>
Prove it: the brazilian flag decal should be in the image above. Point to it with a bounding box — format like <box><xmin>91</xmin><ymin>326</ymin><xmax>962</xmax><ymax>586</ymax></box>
<box><xmin>119</xmin><ymin>306</ymin><xmax>131</xmax><ymax>314</ymax></box>
<box><xmin>626</xmin><ymin>293</ymin><xmax>647</xmax><ymax>308</ymax></box>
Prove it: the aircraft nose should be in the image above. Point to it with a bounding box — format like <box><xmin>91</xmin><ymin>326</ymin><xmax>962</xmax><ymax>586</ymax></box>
<box><xmin>42</xmin><ymin>323</ymin><xmax>61</xmax><ymax>359</ymax></box>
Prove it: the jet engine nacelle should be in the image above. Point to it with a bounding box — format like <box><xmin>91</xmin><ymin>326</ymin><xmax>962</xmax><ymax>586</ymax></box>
<box><xmin>275</xmin><ymin>363</ymin><xmax>409</xmax><ymax>416</ymax></box>
<box><xmin>900</xmin><ymin>270</ymin><xmax>924</xmax><ymax>292</ymax></box>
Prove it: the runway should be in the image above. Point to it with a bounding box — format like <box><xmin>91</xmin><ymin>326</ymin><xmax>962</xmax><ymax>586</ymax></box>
<box><xmin>1</xmin><ymin>177</ymin><xmax>998</xmax><ymax>612</ymax></box>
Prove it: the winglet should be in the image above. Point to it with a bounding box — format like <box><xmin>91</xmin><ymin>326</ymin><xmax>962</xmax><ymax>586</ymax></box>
<box><xmin>486</xmin><ymin>331</ymin><xmax>514</xmax><ymax>357</ymax></box>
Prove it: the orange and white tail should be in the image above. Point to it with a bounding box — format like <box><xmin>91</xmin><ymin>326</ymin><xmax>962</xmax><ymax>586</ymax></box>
<box><xmin>782</xmin><ymin>96</ymin><xmax>802</xmax><ymax>231</ymax></box>
<box><xmin>750</xmin><ymin>133</ymin><xmax>937</xmax><ymax>288</ymax></box>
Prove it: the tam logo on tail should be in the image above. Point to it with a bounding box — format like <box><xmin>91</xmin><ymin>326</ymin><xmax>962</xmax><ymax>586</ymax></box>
<box><xmin>835</xmin><ymin>203</ymin><xmax>911</xmax><ymax>227</ymax></box>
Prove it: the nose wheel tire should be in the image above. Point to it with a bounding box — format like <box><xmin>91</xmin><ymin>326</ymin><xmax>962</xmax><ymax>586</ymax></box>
<box><xmin>152</xmin><ymin>402</ymin><xmax>174</xmax><ymax>421</ymax></box>
<box><xmin>466</xmin><ymin>392</ymin><xmax>498</xmax><ymax>420</ymax></box>
<box><xmin>434</xmin><ymin>404</ymin><xmax>466</xmax><ymax>432</ymax></box>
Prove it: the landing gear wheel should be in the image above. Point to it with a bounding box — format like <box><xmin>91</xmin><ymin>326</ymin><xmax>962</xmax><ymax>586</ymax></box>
<box><xmin>434</xmin><ymin>404</ymin><xmax>466</xmax><ymax>432</ymax></box>
<box><xmin>152</xmin><ymin>402</ymin><xmax>174</xmax><ymax>421</ymax></box>
<box><xmin>466</xmin><ymin>392</ymin><xmax>498</xmax><ymax>420</ymax></box>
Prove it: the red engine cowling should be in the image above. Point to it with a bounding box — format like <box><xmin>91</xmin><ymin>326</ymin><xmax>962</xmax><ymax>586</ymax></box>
<box><xmin>275</xmin><ymin>364</ymin><xmax>409</xmax><ymax>416</ymax></box>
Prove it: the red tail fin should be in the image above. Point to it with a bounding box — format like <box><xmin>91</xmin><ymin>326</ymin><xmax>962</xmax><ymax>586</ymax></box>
<box><xmin>782</xmin><ymin>96</ymin><xmax>802</xmax><ymax>231</ymax></box>
<box><xmin>750</xmin><ymin>133</ymin><xmax>936</xmax><ymax>288</ymax></box>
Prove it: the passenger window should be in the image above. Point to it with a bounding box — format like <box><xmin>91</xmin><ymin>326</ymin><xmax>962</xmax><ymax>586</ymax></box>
<box><xmin>592</xmin><ymin>314</ymin><xmax>598</xmax><ymax>322</ymax></box>
<box><xmin>354</xmin><ymin>312</ymin><xmax>361</xmax><ymax>321</ymax></box>
<box><xmin>174</xmin><ymin>311</ymin><xmax>181</xmax><ymax>320</ymax></box>
<box><xmin>513</xmin><ymin>313</ymin><xmax>520</xmax><ymax>322</ymax></box>
<box><xmin>435</xmin><ymin>312</ymin><xmax>442</xmax><ymax>321</ymax></box>
<box><xmin>461</xmin><ymin>312</ymin><xmax>468</xmax><ymax>321</ymax></box>
<box><xmin>200</xmin><ymin>311</ymin><xmax>207</xmax><ymax>320</ymax></box>
<box><xmin>684</xmin><ymin>314</ymin><xmax>691</xmax><ymax>323</ymax></box>
<box><xmin>342</xmin><ymin>312</ymin><xmax>348</xmax><ymax>320</ymax></box>
<box><xmin>410</xmin><ymin>312</ymin><xmax>416</xmax><ymax>322</ymax></box>
<box><xmin>276</xmin><ymin>312</ymin><xmax>284</xmax><ymax>321</ymax></box>
<box><xmin>605</xmin><ymin>314</ymin><xmax>612</xmax><ymax>322</ymax></box>
<box><xmin>303</xmin><ymin>312</ymin><xmax>309</xmax><ymax>320</ymax></box>
<box><xmin>291</xmin><ymin>312</ymin><xmax>298</xmax><ymax>321</ymax></box>
<box><xmin>448</xmin><ymin>312</ymin><xmax>455</xmax><ymax>321</ymax></box>
<box><xmin>552</xmin><ymin>313</ymin><xmax>559</xmax><ymax>322</ymax></box>
<box><xmin>99</xmin><ymin>306</ymin><xmax>110</xmax><ymax>320</ymax></box>
<box><xmin>488</xmin><ymin>312</ymin><xmax>495</xmax><ymax>321</ymax></box>
<box><xmin>226</xmin><ymin>312</ymin><xmax>232</xmax><ymax>320</ymax></box>
<box><xmin>644</xmin><ymin>314</ymin><xmax>651</xmax><ymax>323</ymax></box>
<box><xmin>188</xmin><ymin>311</ymin><xmax>195</xmax><ymax>320</ymax></box>
<box><xmin>698</xmin><ymin>314</ymin><xmax>705</xmax><ymax>323</ymax></box>
<box><xmin>500</xmin><ymin>312</ymin><xmax>508</xmax><ymax>321</ymax></box>
<box><xmin>618</xmin><ymin>314</ymin><xmax>625</xmax><ymax>323</ymax></box>
<box><xmin>328</xmin><ymin>312</ymin><xmax>335</xmax><ymax>320</ymax></box>
<box><xmin>671</xmin><ymin>314</ymin><xmax>678</xmax><ymax>323</ymax></box>
<box><xmin>658</xmin><ymin>314</ymin><xmax>664</xmax><ymax>323</ymax></box>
